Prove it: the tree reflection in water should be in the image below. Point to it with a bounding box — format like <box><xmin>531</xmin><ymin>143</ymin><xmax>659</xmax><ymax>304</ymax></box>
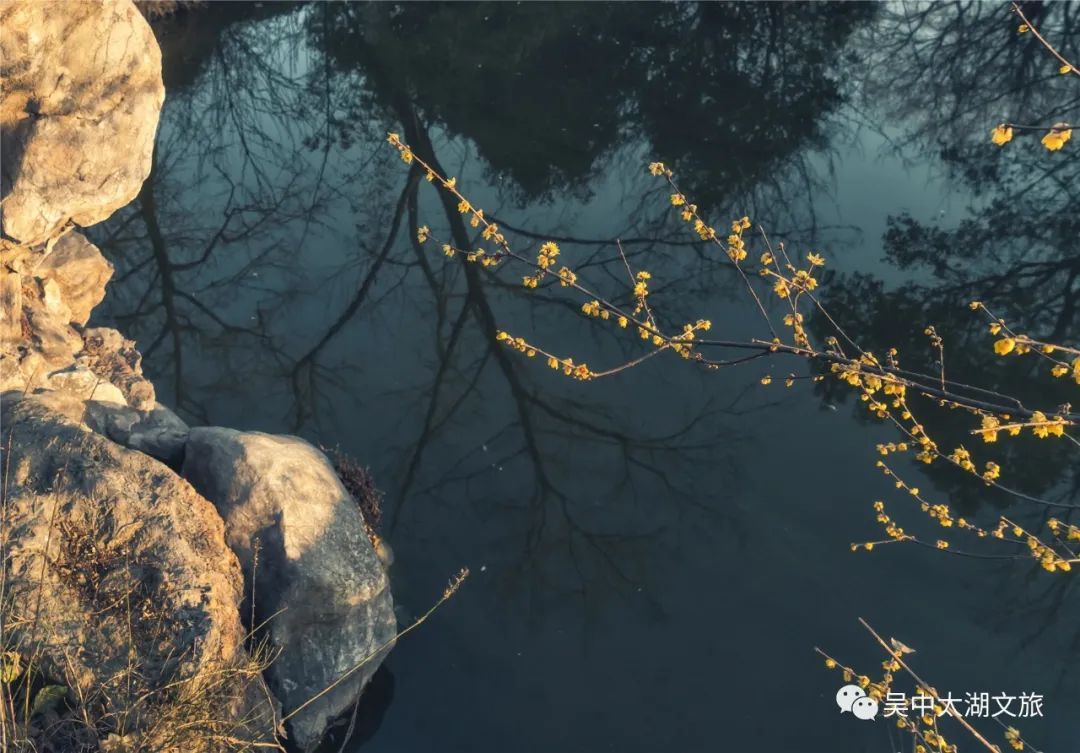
<box><xmin>86</xmin><ymin>3</ymin><xmax>1080</xmax><ymax>750</ymax></box>
<box><xmin>92</xmin><ymin>1</ymin><xmax>868</xmax><ymax>606</ymax></box>
<box><xmin>811</xmin><ymin>1</ymin><xmax>1080</xmax><ymax>695</ymax></box>
<box><xmin>816</xmin><ymin>2</ymin><xmax>1080</xmax><ymax>512</ymax></box>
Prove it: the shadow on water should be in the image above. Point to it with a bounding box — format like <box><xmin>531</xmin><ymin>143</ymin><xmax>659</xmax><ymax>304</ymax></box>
<box><xmin>89</xmin><ymin>2</ymin><xmax>1080</xmax><ymax>750</ymax></box>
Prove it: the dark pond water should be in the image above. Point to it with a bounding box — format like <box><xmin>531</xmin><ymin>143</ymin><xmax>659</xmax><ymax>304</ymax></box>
<box><xmin>90</xmin><ymin>3</ymin><xmax>1080</xmax><ymax>751</ymax></box>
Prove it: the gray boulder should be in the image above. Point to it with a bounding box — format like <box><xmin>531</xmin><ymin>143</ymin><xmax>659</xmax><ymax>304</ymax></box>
<box><xmin>22</xmin><ymin>387</ymin><xmax>190</xmax><ymax>467</ymax></box>
<box><xmin>101</xmin><ymin>401</ymin><xmax>190</xmax><ymax>467</ymax></box>
<box><xmin>0</xmin><ymin>0</ymin><xmax>164</xmax><ymax>245</ymax></box>
<box><xmin>182</xmin><ymin>427</ymin><xmax>396</xmax><ymax>750</ymax></box>
<box><xmin>1</xmin><ymin>395</ymin><xmax>279</xmax><ymax>750</ymax></box>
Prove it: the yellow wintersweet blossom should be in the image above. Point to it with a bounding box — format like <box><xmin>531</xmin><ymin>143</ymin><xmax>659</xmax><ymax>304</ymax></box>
<box><xmin>726</xmin><ymin>234</ymin><xmax>747</xmax><ymax>263</ymax></box>
<box><xmin>993</xmin><ymin>337</ymin><xmax>1016</xmax><ymax>355</ymax></box>
<box><xmin>497</xmin><ymin>331</ymin><xmax>592</xmax><ymax>380</ymax></box>
<box><xmin>1061</xmin><ymin>64</ymin><xmax>1074</xmax><ymax>75</ymax></box>
<box><xmin>692</xmin><ymin>218</ymin><xmax>716</xmax><ymax>241</ymax></box>
<box><xmin>1030</xmin><ymin>411</ymin><xmax>1067</xmax><ymax>439</ymax></box>
<box><xmin>581</xmin><ymin>300</ymin><xmax>609</xmax><ymax>319</ymax></box>
<box><xmin>386</xmin><ymin>133</ymin><xmax>413</xmax><ymax>163</ymax></box>
<box><xmin>1018</xmin><ymin>23</ymin><xmax>1029</xmax><ymax>33</ymax></box>
<box><xmin>1042</xmin><ymin>126</ymin><xmax>1072</xmax><ymax>151</ymax></box>
<box><xmin>536</xmin><ymin>241</ymin><xmax>560</xmax><ymax>271</ymax></box>
<box><xmin>807</xmin><ymin>252</ymin><xmax>825</xmax><ymax>266</ymax></box>
<box><xmin>793</xmin><ymin>269</ymin><xmax>818</xmax><ymax>291</ymax></box>
<box><xmin>990</xmin><ymin>124</ymin><xmax>1014</xmax><ymax>146</ymax></box>
<box><xmin>631</xmin><ymin>270</ymin><xmax>652</xmax><ymax>316</ymax></box>
<box><xmin>670</xmin><ymin>193</ymin><xmax>686</xmax><ymax>206</ymax></box>
<box><xmin>416</xmin><ymin>225</ymin><xmax>430</xmax><ymax>244</ymax></box>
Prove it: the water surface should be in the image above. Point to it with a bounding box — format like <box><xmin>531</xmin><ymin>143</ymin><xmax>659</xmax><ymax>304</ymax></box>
<box><xmin>91</xmin><ymin>3</ymin><xmax>1080</xmax><ymax>751</ymax></box>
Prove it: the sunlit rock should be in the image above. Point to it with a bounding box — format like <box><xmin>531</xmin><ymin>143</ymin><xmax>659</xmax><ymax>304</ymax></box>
<box><xmin>0</xmin><ymin>0</ymin><xmax>165</xmax><ymax>245</ymax></box>
<box><xmin>182</xmin><ymin>427</ymin><xmax>397</xmax><ymax>750</ymax></box>
<box><xmin>39</xmin><ymin>364</ymin><xmax>128</xmax><ymax>405</ymax></box>
<box><xmin>79</xmin><ymin>326</ymin><xmax>157</xmax><ymax>410</ymax></box>
<box><xmin>1</xmin><ymin>395</ymin><xmax>279</xmax><ymax>750</ymax></box>
<box><xmin>25</xmin><ymin>388</ymin><xmax>191</xmax><ymax>468</ymax></box>
<box><xmin>0</xmin><ymin>234</ymin><xmax>155</xmax><ymax>408</ymax></box>
<box><xmin>36</xmin><ymin>232</ymin><xmax>115</xmax><ymax>326</ymax></box>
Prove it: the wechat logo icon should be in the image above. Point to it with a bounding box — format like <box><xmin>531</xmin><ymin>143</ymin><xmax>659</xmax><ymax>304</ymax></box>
<box><xmin>837</xmin><ymin>684</ymin><xmax>879</xmax><ymax>720</ymax></box>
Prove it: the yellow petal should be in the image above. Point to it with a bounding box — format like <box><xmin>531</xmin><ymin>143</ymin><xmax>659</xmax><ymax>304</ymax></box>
<box><xmin>1042</xmin><ymin>128</ymin><xmax>1072</xmax><ymax>152</ymax></box>
<box><xmin>991</xmin><ymin>124</ymin><xmax>1014</xmax><ymax>146</ymax></box>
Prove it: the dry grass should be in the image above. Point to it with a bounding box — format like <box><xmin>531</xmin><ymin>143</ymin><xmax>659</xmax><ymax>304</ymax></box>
<box><xmin>0</xmin><ymin>420</ymin><xmax>456</xmax><ymax>752</ymax></box>
<box><xmin>0</xmin><ymin>483</ymin><xmax>282</xmax><ymax>753</ymax></box>
<box><xmin>324</xmin><ymin>447</ymin><xmax>383</xmax><ymax>547</ymax></box>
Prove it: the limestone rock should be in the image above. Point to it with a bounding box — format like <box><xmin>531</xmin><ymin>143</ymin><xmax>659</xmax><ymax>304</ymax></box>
<box><xmin>24</xmin><ymin>277</ymin><xmax>84</xmax><ymax>363</ymax></box>
<box><xmin>182</xmin><ymin>427</ymin><xmax>396</xmax><ymax>751</ymax></box>
<box><xmin>0</xmin><ymin>0</ymin><xmax>165</xmax><ymax>245</ymax></box>
<box><xmin>0</xmin><ymin>268</ymin><xmax>22</xmax><ymax>341</ymax></box>
<box><xmin>0</xmin><ymin>253</ymin><xmax>151</xmax><ymax>406</ymax></box>
<box><xmin>1</xmin><ymin>271</ymin><xmax>86</xmax><ymax>392</ymax></box>
<box><xmin>39</xmin><ymin>364</ymin><xmax>128</xmax><ymax>404</ymax></box>
<box><xmin>1</xmin><ymin>395</ymin><xmax>279</xmax><ymax>750</ymax></box>
<box><xmin>35</xmin><ymin>231</ymin><xmax>115</xmax><ymax>325</ymax></box>
<box><xmin>79</xmin><ymin>326</ymin><xmax>156</xmax><ymax>410</ymax></box>
<box><xmin>90</xmin><ymin>399</ymin><xmax>190</xmax><ymax>467</ymax></box>
<box><xmin>14</xmin><ymin>388</ymin><xmax>189</xmax><ymax>468</ymax></box>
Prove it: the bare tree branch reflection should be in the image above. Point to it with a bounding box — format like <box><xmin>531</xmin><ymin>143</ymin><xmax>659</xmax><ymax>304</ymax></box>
<box><xmin>94</xmin><ymin>2</ymin><xmax>875</xmax><ymax>612</ymax></box>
